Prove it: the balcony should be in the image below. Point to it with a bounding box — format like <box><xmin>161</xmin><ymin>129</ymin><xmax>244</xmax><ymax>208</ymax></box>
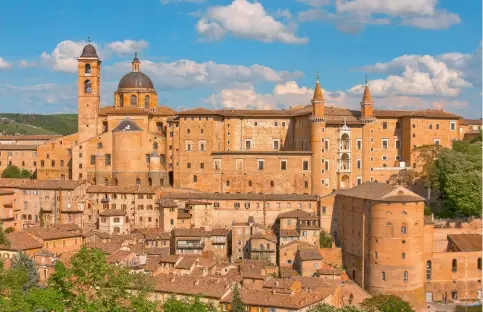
<box><xmin>211</xmin><ymin>237</ymin><xmax>227</xmax><ymax>244</ymax></box>
<box><xmin>177</xmin><ymin>240</ymin><xmax>204</xmax><ymax>249</ymax></box>
<box><xmin>338</xmin><ymin>140</ymin><xmax>351</xmax><ymax>152</ymax></box>
<box><xmin>337</xmin><ymin>159</ymin><xmax>351</xmax><ymax>173</ymax></box>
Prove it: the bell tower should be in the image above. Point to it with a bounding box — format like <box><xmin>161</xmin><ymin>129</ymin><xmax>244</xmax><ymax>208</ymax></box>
<box><xmin>310</xmin><ymin>72</ymin><xmax>327</xmax><ymax>195</ymax></box>
<box><xmin>77</xmin><ymin>40</ymin><xmax>101</xmax><ymax>142</ymax></box>
<box><xmin>360</xmin><ymin>76</ymin><xmax>374</xmax><ymax>119</ymax></box>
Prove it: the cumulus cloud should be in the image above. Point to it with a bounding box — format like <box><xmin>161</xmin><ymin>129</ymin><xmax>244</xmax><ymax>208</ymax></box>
<box><xmin>106</xmin><ymin>40</ymin><xmax>148</xmax><ymax>55</ymax></box>
<box><xmin>0</xmin><ymin>83</ymin><xmax>76</xmax><ymax>110</ymax></box>
<box><xmin>205</xmin><ymin>81</ymin><xmax>348</xmax><ymax>110</ymax></box>
<box><xmin>298</xmin><ymin>0</ymin><xmax>460</xmax><ymax>33</ymax></box>
<box><xmin>105</xmin><ymin>59</ymin><xmax>303</xmax><ymax>89</ymax></box>
<box><xmin>18</xmin><ymin>60</ymin><xmax>37</xmax><ymax>68</ymax></box>
<box><xmin>353</xmin><ymin>54</ymin><xmax>472</xmax><ymax>97</ymax></box>
<box><xmin>40</xmin><ymin>39</ymin><xmax>148</xmax><ymax>73</ymax></box>
<box><xmin>196</xmin><ymin>0</ymin><xmax>308</xmax><ymax>44</ymax></box>
<box><xmin>438</xmin><ymin>44</ymin><xmax>482</xmax><ymax>87</ymax></box>
<box><xmin>0</xmin><ymin>57</ymin><xmax>12</xmax><ymax>70</ymax></box>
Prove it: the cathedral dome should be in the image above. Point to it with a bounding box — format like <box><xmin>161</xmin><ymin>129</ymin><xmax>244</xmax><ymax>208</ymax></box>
<box><xmin>118</xmin><ymin>71</ymin><xmax>154</xmax><ymax>89</ymax></box>
<box><xmin>80</xmin><ymin>44</ymin><xmax>98</xmax><ymax>58</ymax></box>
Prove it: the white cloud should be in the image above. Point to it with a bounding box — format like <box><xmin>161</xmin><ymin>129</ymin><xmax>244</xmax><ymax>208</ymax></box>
<box><xmin>105</xmin><ymin>59</ymin><xmax>303</xmax><ymax>89</ymax></box>
<box><xmin>106</xmin><ymin>40</ymin><xmax>148</xmax><ymax>55</ymax></box>
<box><xmin>353</xmin><ymin>54</ymin><xmax>472</xmax><ymax>97</ymax></box>
<box><xmin>197</xmin><ymin>0</ymin><xmax>308</xmax><ymax>44</ymax></box>
<box><xmin>205</xmin><ymin>81</ymin><xmax>348</xmax><ymax>110</ymax></box>
<box><xmin>401</xmin><ymin>10</ymin><xmax>460</xmax><ymax>29</ymax></box>
<box><xmin>40</xmin><ymin>39</ymin><xmax>148</xmax><ymax>73</ymax></box>
<box><xmin>18</xmin><ymin>60</ymin><xmax>37</xmax><ymax>68</ymax></box>
<box><xmin>438</xmin><ymin>45</ymin><xmax>482</xmax><ymax>87</ymax></box>
<box><xmin>0</xmin><ymin>83</ymin><xmax>76</xmax><ymax>107</ymax></box>
<box><xmin>299</xmin><ymin>0</ymin><xmax>460</xmax><ymax>32</ymax></box>
<box><xmin>161</xmin><ymin>0</ymin><xmax>205</xmax><ymax>4</ymax></box>
<box><xmin>0</xmin><ymin>57</ymin><xmax>12</xmax><ymax>70</ymax></box>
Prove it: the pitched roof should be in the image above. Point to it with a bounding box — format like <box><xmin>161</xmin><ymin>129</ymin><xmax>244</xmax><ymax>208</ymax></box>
<box><xmin>157</xmin><ymin>199</ymin><xmax>179</xmax><ymax>208</ymax></box>
<box><xmin>210</xmin><ymin>228</ymin><xmax>230</xmax><ymax>236</ymax></box>
<box><xmin>337</xmin><ymin>182</ymin><xmax>425</xmax><ymax>202</ymax></box>
<box><xmin>112</xmin><ymin>117</ymin><xmax>142</xmax><ymax>132</ymax></box>
<box><xmin>0</xmin><ymin>135</ymin><xmax>61</xmax><ymax>141</ymax></box>
<box><xmin>175</xmin><ymin>256</ymin><xmax>199</xmax><ymax>269</ymax></box>
<box><xmin>447</xmin><ymin>234</ymin><xmax>482</xmax><ymax>252</ymax></box>
<box><xmin>0</xmin><ymin>188</ymin><xmax>15</xmax><ymax>195</ymax></box>
<box><xmin>24</xmin><ymin>227</ymin><xmax>82</xmax><ymax>240</ymax></box>
<box><xmin>174</xmin><ymin>227</ymin><xmax>208</xmax><ymax>237</ymax></box>
<box><xmin>361</xmin><ymin>83</ymin><xmax>372</xmax><ymax>103</ymax></box>
<box><xmin>99</xmin><ymin>209</ymin><xmax>127</xmax><ymax>217</ymax></box>
<box><xmin>251</xmin><ymin>232</ymin><xmax>277</xmax><ymax>243</ymax></box>
<box><xmin>98</xmin><ymin>105</ymin><xmax>176</xmax><ymax>116</ymax></box>
<box><xmin>177</xmin><ymin>209</ymin><xmax>191</xmax><ymax>219</ymax></box>
<box><xmin>278</xmin><ymin>209</ymin><xmax>319</xmax><ymax>220</ymax></box>
<box><xmin>0</xmin><ymin>231</ymin><xmax>43</xmax><ymax>251</ymax></box>
<box><xmin>0</xmin><ymin>145</ymin><xmax>38</xmax><ymax>150</ymax></box>
<box><xmin>106</xmin><ymin>250</ymin><xmax>133</xmax><ymax>264</ymax></box>
<box><xmin>0</xmin><ymin>179</ymin><xmax>83</xmax><ymax>190</ymax></box>
<box><xmin>373</xmin><ymin>109</ymin><xmax>460</xmax><ymax>119</ymax></box>
<box><xmin>280</xmin><ymin>229</ymin><xmax>300</xmax><ymax>237</ymax></box>
<box><xmin>459</xmin><ymin>118</ymin><xmax>482</xmax><ymax>125</ymax></box>
<box><xmin>87</xmin><ymin>185</ymin><xmax>156</xmax><ymax>194</ymax></box>
<box><xmin>163</xmin><ymin>192</ymin><xmax>318</xmax><ymax>201</ymax></box>
<box><xmin>177</xmin><ymin>107</ymin><xmax>216</xmax><ymax>115</ymax></box>
<box><xmin>154</xmin><ymin>274</ymin><xmax>234</xmax><ymax>299</ymax></box>
<box><xmin>280</xmin><ymin>266</ymin><xmax>299</xmax><ymax>278</ymax></box>
<box><xmin>299</xmin><ymin>248</ymin><xmax>323</xmax><ymax>261</ymax></box>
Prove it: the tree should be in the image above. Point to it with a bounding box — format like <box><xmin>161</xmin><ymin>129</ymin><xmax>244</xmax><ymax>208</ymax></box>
<box><xmin>308</xmin><ymin>304</ymin><xmax>368</xmax><ymax>312</ymax></box>
<box><xmin>0</xmin><ymin>222</ymin><xmax>9</xmax><ymax>247</ymax></box>
<box><xmin>230</xmin><ymin>285</ymin><xmax>246</xmax><ymax>312</ymax></box>
<box><xmin>49</xmin><ymin>246</ymin><xmax>156</xmax><ymax>312</ymax></box>
<box><xmin>19</xmin><ymin>169</ymin><xmax>32</xmax><ymax>179</ymax></box>
<box><xmin>1</xmin><ymin>165</ymin><xmax>21</xmax><ymax>178</ymax></box>
<box><xmin>320</xmin><ymin>230</ymin><xmax>333</xmax><ymax>248</ymax></box>
<box><xmin>163</xmin><ymin>295</ymin><xmax>218</xmax><ymax>312</ymax></box>
<box><xmin>361</xmin><ymin>295</ymin><xmax>414</xmax><ymax>312</ymax></box>
<box><xmin>10</xmin><ymin>252</ymin><xmax>39</xmax><ymax>290</ymax></box>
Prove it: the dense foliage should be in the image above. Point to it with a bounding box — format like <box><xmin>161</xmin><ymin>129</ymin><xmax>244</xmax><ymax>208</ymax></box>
<box><xmin>0</xmin><ymin>114</ymin><xmax>77</xmax><ymax>135</ymax></box>
<box><xmin>319</xmin><ymin>230</ymin><xmax>333</xmax><ymax>248</ymax></box>
<box><xmin>1</xmin><ymin>165</ymin><xmax>33</xmax><ymax>179</ymax></box>
<box><xmin>308</xmin><ymin>303</ymin><xmax>369</xmax><ymax>311</ymax></box>
<box><xmin>0</xmin><ymin>244</ymin><xmax>222</xmax><ymax>312</ymax></box>
<box><xmin>417</xmin><ymin>139</ymin><xmax>482</xmax><ymax>216</ymax></box>
<box><xmin>360</xmin><ymin>295</ymin><xmax>414</xmax><ymax>312</ymax></box>
<box><xmin>230</xmin><ymin>285</ymin><xmax>246</xmax><ymax>312</ymax></box>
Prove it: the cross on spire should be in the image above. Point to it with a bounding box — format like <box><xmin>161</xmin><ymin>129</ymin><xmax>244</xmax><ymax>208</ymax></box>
<box><xmin>87</xmin><ymin>36</ymin><xmax>91</xmax><ymax>43</ymax></box>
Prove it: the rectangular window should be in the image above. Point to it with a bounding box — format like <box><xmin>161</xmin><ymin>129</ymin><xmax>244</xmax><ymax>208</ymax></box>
<box><xmin>51</xmin><ymin>160</ymin><xmax>55</xmax><ymax>167</ymax></box>
<box><xmin>302</xmin><ymin>160</ymin><xmax>309</xmax><ymax>171</ymax></box>
<box><xmin>41</xmin><ymin>160</ymin><xmax>45</xmax><ymax>167</ymax></box>
<box><xmin>357</xmin><ymin>177</ymin><xmax>362</xmax><ymax>185</ymax></box>
<box><xmin>245</xmin><ymin>139</ymin><xmax>252</xmax><ymax>150</ymax></box>
<box><xmin>450</xmin><ymin>120</ymin><xmax>456</xmax><ymax>131</ymax></box>
<box><xmin>258</xmin><ymin>159</ymin><xmax>264</xmax><ymax>170</ymax></box>
<box><xmin>325</xmin><ymin>139</ymin><xmax>329</xmax><ymax>150</ymax></box>
<box><xmin>325</xmin><ymin>160</ymin><xmax>329</xmax><ymax>171</ymax></box>
<box><xmin>382</xmin><ymin>139</ymin><xmax>388</xmax><ymax>149</ymax></box>
<box><xmin>200</xmin><ymin>163</ymin><xmax>204</xmax><ymax>169</ymax></box>
<box><xmin>273</xmin><ymin>139</ymin><xmax>280</xmax><ymax>150</ymax></box>
<box><xmin>356</xmin><ymin>159</ymin><xmax>362</xmax><ymax>169</ymax></box>
<box><xmin>356</xmin><ymin>139</ymin><xmax>362</xmax><ymax>150</ymax></box>
<box><xmin>383</xmin><ymin>122</ymin><xmax>388</xmax><ymax>129</ymax></box>
<box><xmin>234</xmin><ymin>203</ymin><xmax>240</xmax><ymax>209</ymax></box>
<box><xmin>199</xmin><ymin>141</ymin><xmax>206</xmax><ymax>151</ymax></box>
<box><xmin>214</xmin><ymin>159</ymin><xmax>221</xmax><ymax>170</ymax></box>
<box><xmin>105</xmin><ymin>154</ymin><xmax>111</xmax><ymax>166</ymax></box>
<box><xmin>434</xmin><ymin>139</ymin><xmax>440</xmax><ymax>146</ymax></box>
<box><xmin>280</xmin><ymin>160</ymin><xmax>287</xmax><ymax>170</ymax></box>
<box><xmin>395</xmin><ymin>139</ymin><xmax>400</xmax><ymax>149</ymax></box>
<box><xmin>60</xmin><ymin>160</ymin><xmax>64</xmax><ymax>167</ymax></box>
<box><xmin>90</xmin><ymin>155</ymin><xmax>95</xmax><ymax>165</ymax></box>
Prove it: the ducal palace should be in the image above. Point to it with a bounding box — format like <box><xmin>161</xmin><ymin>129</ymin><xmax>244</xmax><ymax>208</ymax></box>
<box><xmin>34</xmin><ymin>44</ymin><xmax>465</xmax><ymax>193</ymax></box>
<box><xmin>0</xmin><ymin>43</ymin><xmax>481</xmax><ymax>311</ymax></box>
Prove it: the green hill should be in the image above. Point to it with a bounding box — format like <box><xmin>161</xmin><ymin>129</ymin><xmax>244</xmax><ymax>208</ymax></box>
<box><xmin>0</xmin><ymin>114</ymin><xmax>78</xmax><ymax>135</ymax></box>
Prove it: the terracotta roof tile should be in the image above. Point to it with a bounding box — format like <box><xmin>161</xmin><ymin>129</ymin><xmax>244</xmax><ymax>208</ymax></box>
<box><xmin>251</xmin><ymin>232</ymin><xmax>277</xmax><ymax>243</ymax></box>
<box><xmin>337</xmin><ymin>182</ymin><xmax>424</xmax><ymax>202</ymax></box>
<box><xmin>24</xmin><ymin>227</ymin><xmax>83</xmax><ymax>240</ymax></box>
<box><xmin>459</xmin><ymin>118</ymin><xmax>482</xmax><ymax>125</ymax></box>
<box><xmin>99</xmin><ymin>209</ymin><xmax>127</xmax><ymax>217</ymax></box>
<box><xmin>175</xmin><ymin>256</ymin><xmax>199</xmax><ymax>269</ymax></box>
<box><xmin>98</xmin><ymin>105</ymin><xmax>176</xmax><ymax>116</ymax></box>
<box><xmin>174</xmin><ymin>227</ymin><xmax>208</xmax><ymax>237</ymax></box>
<box><xmin>280</xmin><ymin>266</ymin><xmax>299</xmax><ymax>278</ymax></box>
<box><xmin>163</xmin><ymin>192</ymin><xmax>318</xmax><ymax>201</ymax></box>
<box><xmin>299</xmin><ymin>248</ymin><xmax>322</xmax><ymax>261</ymax></box>
<box><xmin>210</xmin><ymin>228</ymin><xmax>230</xmax><ymax>236</ymax></box>
<box><xmin>87</xmin><ymin>185</ymin><xmax>156</xmax><ymax>194</ymax></box>
<box><xmin>177</xmin><ymin>209</ymin><xmax>191</xmax><ymax>219</ymax></box>
<box><xmin>157</xmin><ymin>199</ymin><xmax>179</xmax><ymax>208</ymax></box>
<box><xmin>0</xmin><ymin>135</ymin><xmax>61</xmax><ymax>141</ymax></box>
<box><xmin>0</xmin><ymin>145</ymin><xmax>38</xmax><ymax>150</ymax></box>
<box><xmin>106</xmin><ymin>250</ymin><xmax>133</xmax><ymax>264</ymax></box>
<box><xmin>448</xmin><ymin>234</ymin><xmax>482</xmax><ymax>252</ymax></box>
<box><xmin>0</xmin><ymin>231</ymin><xmax>43</xmax><ymax>250</ymax></box>
<box><xmin>278</xmin><ymin>209</ymin><xmax>319</xmax><ymax>220</ymax></box>
<box><xmin>373</xmin><ymin>109</ymin><xmax>460</xmax><ymax>119</ymax></box>
<box><xmin>154</xmin><ymin>274</ymin><xmax>234</xmax><ymax>299</ymax></box>
<box><xmin>0</xmin><ymin>179</ymin><xmax>83</xmax><ymax>190</ymax></box>
<box><xmin>280</xmin><ymin>229</ymin><xmax>300</xmax><ymax>237</ymax></box>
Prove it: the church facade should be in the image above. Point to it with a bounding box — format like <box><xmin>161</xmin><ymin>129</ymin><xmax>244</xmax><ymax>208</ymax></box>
<box><xmin>37</xmin><ymin>43</ymin><xmax>462</xmax><ymax>196</ymax></box>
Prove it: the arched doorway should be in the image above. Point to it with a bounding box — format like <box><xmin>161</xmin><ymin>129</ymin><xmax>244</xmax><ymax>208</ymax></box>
<box><xmin>341</xmin><ymin>175</ymin><xmax>350</xmax><ymax>188</ymax></box>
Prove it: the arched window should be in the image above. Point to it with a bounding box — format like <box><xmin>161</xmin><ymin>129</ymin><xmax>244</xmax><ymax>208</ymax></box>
<box><xmin>119</xmin><ymin>95</ymin><xmax>124</xmax><ymax>107</ymax></box>
<box><xmin>131</xmin><ymin>95</ymin><xmax>137</xmax><ymax>107</ymax></box>
<box><xmin>401</xmin><ymin>211</ymin><xmax>407</xmax><ymax>215</ymax></box>
<box><xmin>103</xmin><ymin>178</ymin><xmax>108</xmax><ymax>186</ymax></box>
<box><xmin>426</xmin><ymin>260</ymin><xmax>432</xmax><ymax>280</ymax></box>
<box><xmin>153</xmin><ymin>142</ymin><xmax>158</xmax><ymax>150</ymax></box>
<box><xmin>148</xmin><ymin>177</ymin><xmax>152</xmax><ymax>186</ymax></box>
<box><xmin>403</xmin><ymin>271</ymin><xmax>408</xmax><ymax>283</ymax></box>
<box><xmin>385</xmin><ymin>222</ymin><xmax>393</xmax><ymax>237</ymax></box>
<box><xmin>113</xmin><ymin>178</ymin><xmax>118</xmax><ymax>186</ymax></box>
<box><xmin>84</xmin><ymin>80</ymin><xmax>91</xmax><ymax>93</ymax></box>
<box><xmin>193</xmin><ymin>175</ymin><xmax>198</xmax><ymax>183</ymax></box>
<box><xmin>136</xmin><ymin>178</ymin><xmax>141</xmax><ymax>186</ymax></box>
<box><xmin>478</xmin><ymin>258</ymin><xmax>482</xmax><ymax>270</ymax></box>
<box><xmin>452</xmin><ymin>259</ymin><xmax>457</xmax><ymax>272</ymax></box>
<box><xmin>85</xmin><ymin>64</ymin><xmax>91</xmax><ymax>74</ymax></box>
<box><xmin>401</xmin><ymin>223</ymin><xmax>407</xmax><ymax>235</ymax></box>
<box><xmin>144</xmin><ymin>95</ymin><xmax>150</xmax><ymax>107</ymax></box>
<box><xmin>381</xmin><ymin>272</ymin><xmax>386</xmax><ymax>281</ymax></box>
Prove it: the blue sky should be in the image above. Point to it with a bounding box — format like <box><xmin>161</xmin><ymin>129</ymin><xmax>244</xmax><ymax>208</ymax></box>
<box><xmin>0</xmin><ymin>0</ymin><xmax>481</xmax><ymax>117</ymax></box>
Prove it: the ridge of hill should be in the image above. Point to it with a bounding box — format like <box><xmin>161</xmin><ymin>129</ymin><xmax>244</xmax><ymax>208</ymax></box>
<box><xmin>0</xmin><ymin>114</ymin><xmax>78</xmax><ymax>136</ymax></box>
